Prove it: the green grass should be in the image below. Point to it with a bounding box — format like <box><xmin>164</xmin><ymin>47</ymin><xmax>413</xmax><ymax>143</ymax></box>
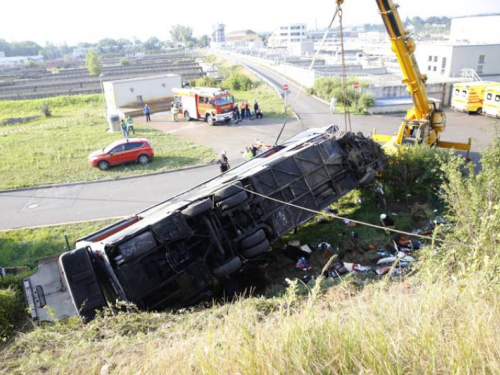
<box><xmin>0</xmin><ymin>96</ymin><xmax>217</xmax><ymax>190</ymax></box>
<box><xmin>0</xmin><ymin>94</ymin><xmax>103</xmax><ymax>123</ymax></box>
<box><xmin>0</xmin><ymin>219</ymin><xmax>117</xmax><ymax>268</ymax></box>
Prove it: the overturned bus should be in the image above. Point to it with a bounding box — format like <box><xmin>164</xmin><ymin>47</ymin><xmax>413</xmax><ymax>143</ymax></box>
<box><xmin>23</xmin><ymin>126</ymin><xmax>386</xmax><ymax>322</ymax></box>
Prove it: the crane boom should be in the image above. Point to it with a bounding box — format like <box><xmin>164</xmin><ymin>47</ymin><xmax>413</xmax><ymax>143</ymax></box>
<box><xmin>337</xmin><ymin>0</ymin><xmax>471</xmax><ymax>155</ymax></box>
<box><xmin>376</xmin><ymin>0</ymin><xmax>430</xmax><ymax>120</ymax></box>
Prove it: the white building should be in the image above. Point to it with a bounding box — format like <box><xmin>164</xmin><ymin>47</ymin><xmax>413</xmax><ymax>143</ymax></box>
<box><xmin>358</xmin><ymin>31</ymin><xmax>388</xmax><ymax>43</ymax></box>
<box><xmin>416</xmin><ymin>43</ymin><xmax>500</xmax><ymax>78</ymax></box>
<box><xmin>211</xmin><ymin>23</ymin><xmax>226</xmax><ymax>49</ymax></box>
<box><xmin>0</xmin><ymin>55</ymin><xmax>44</xmax><ymax>67</ymax></box>
<box><xmin>103</xmin><ymin>74</ymin><xmax>182</xmax><ymax>116</ymax></box>
<box><xmin>269</xmin><ymin>23</ymin><xmax>308</xmax><ymax>48</ymax></box>
<box><xmin>0</xmin><ymin>51</ymin><xmax>5</xmax><ymax>58</ymax></box>
<box><xmin>451</xmin><ymin>15</ymin><xmax>500</xmax><ymax>44</ymax></box>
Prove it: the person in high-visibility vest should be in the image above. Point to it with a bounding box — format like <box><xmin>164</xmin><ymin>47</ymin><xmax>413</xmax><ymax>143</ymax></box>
<box><xmin>171</xmin><ymin>102</ymin><xmax>179</xmax><ymax>122</ymax></box>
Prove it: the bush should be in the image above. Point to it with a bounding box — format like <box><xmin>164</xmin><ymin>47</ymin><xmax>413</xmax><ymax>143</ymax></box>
<box><xmin>310</xmin><ymin>77</ymin><xmax>372</xmax><ymax>113</ymax></box>
<box><xmin>381</xmin><ymin>144</ymin><xmax>453</xmax><ymax>203</ymax></box>
<box><xmin>40</xmin><ymin>103</ymin><xmax>52</xmax><ymax>117</ymax></box>
<box><xmin>194</xmin><ymin>76</ymin><xmax>219</xmax><ymax>88</ymax></box>
<box><xmin>358</xmin><ymin>92</ymin><xmax>376</xmax><ymax>112</ymax></box>
<box><xmin>223</xmin><ymin>72</ymin><xmax>252</xmax><ymax>91</ymax></box>
<box><xmin>119</xmin><ymin>58</ymin><xmax>130</xmax><ymax>66</ymax></box>
<box><xmin>0</xmin><ymin>287</ymin><xmax>25</xmax><ymax>342</ymax></box>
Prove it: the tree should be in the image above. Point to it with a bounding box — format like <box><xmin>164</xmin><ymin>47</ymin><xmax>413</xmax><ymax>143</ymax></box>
<box><xmin>85</xmin><ymin>49</ymin><xmax>102</xmax><ymax>77</ymax></box>
<box><xmin>170</xmin><ymin>25</ymin><xmax>194</xmax><ymax>44</ymax></box>
<box><xmin>144</xmin><ymin>37</ymin><xmax>160</xmax><ymax>51</ymax></box>
<box><xmin>199</xmin><ymin>35</ymin><xmax>211</xmax><ymax>48</ymax></box>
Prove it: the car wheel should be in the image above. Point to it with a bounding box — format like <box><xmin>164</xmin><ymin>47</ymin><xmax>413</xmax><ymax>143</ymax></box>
<box><xmin>214</xmin><ymin>182</ymin><xmax>243</xmax><ymax>202</ymax></box>
<box><xmin>217</xmin><ymin>191</ymin><xmax>248</xmax><ymax>211</ymax></box>
<box><xmin>138</xmin><ymin>154</ymin><xmax>150</xmax><ymax>165</ymax></box>
<box><xmin>224</xmin><ymin>118</ymin><xmax>231</xmax><ymax>123</ymax></box>
<box><xmin>182</xmin><ymin>198</ymin><xmax>212</xmax><ymax>218</ymax></box>
<box><xmin>184</xmin><ymin>111</ymin><xmax>191</xmax><ymax>121</ymax></box>
<box><xmin>97</xmin><ymin>160</ymin><xmax>110</xmax><ymax>171</ymax></box>
<box><xmin>212</xmin><ymin>257</ymin><xmax>242</xmax><ymax>279</ymax></box>
<box><xmin>240</xmin><ymin>239</ymin><xmax>270</xmax><ymax>259</ymax></box>
<box><xmin>239</xmin><ymin>229</ymin><xmax>266</xmax><ymax>249</ymax></box>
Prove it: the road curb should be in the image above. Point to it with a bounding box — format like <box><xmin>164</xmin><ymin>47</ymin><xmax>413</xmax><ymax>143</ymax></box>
<box><xmin>0</xmin><ymin>216</ymin><xmax>127</xmax><ymax>232</ymax></box>
<box><xmin>0</xmin><ymin>162</ymin><xmax>216</xmax><ymax>194</ymax></box>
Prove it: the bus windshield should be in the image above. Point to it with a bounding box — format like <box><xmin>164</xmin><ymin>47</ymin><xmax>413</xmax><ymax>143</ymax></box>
<box><xmin>216</xmin><ymin>96</ymin><xmax>234</xmax><ymax>106</ymax></box>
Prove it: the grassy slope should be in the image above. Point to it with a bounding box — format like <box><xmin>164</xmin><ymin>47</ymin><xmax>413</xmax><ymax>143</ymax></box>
<box><xmin>2</xmin><ymin>275</ymin><xmax>499</xmax><ymax>374</ymax></box>
<box><xmin>0</xmin><ymin>95</ymin><xmax>216</xmax><ymax>190</ymax></box>
<box><xmin>0</xmin><ymin>219</ymin><xmax>117</xmax><ymax>268</ymax></box>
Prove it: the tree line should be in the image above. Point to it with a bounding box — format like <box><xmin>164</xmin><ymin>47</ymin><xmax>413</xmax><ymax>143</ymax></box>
<box><xmin>0</xmin><ymin>25</ymin><xmax>211</xmax><ymax>59</ymax></box>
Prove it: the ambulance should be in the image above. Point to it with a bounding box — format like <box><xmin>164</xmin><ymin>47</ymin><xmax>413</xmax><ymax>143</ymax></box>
<box><xmin>483</xmin><ymin>86</ymin><xmax>500</xmax><ymax>118</ymax></box>
<box><xmin>451</xmin><ymin>81</ymin><xmax>499</xmax><ymax>114</ymax></box>
<box><xmin>173</xmin><ymin>87</ymin><xmax>234</xmax><ymax>125</ymax></box>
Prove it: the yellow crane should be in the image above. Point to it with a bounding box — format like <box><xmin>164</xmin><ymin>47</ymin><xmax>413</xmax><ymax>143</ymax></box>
<box><xmin>338</xmin><ymin>0</ymin><xmax>472</xmax><ymax>155</ymax></box>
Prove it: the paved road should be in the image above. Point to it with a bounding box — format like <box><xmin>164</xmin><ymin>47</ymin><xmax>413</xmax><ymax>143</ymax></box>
<box><xmin>240</xmin><ymin>56</ymin><xmax>496</xmax><ymax>154</ymax></box>
<box><xmin>0</xmin><ymin>57</ymin><xmax>496</xmax><ymax>230</ymax></box>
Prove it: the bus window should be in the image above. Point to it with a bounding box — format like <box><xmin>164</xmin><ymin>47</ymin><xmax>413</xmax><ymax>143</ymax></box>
<box><xmin>487</xmin><ymin>93</ymin><xmax>493</xmax><ymax>101</ymax></box>
<box><xmin>199</xmin><ymin>97</ymin><xmax>204</xmax><ymax>104</ymax></box>
<box><xmin>462</xmin><ymin>90</ymin><xmax>467</xmax><ymax>97</ymax></box>
<box><xmin>495</xmin><ymin>95</ymin><xmax>500</xmax><ymax>102</ymax></box>
<box><xmin>454</xmin><ymin>89</ymin><xmax>460</xmax><ymax>96</ymax></box>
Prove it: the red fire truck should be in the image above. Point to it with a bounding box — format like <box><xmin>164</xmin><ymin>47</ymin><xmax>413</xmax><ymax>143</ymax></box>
<box><xmin>173</xmin><ymin>87</ymin><xmax>234</xmax><ymax>125</ymax></box>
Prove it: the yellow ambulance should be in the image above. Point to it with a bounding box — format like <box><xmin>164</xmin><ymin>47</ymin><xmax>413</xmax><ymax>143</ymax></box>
<box><xmin>451</xmin><ymin>82</ymin><xmax>499</xmax><ymax>114</ymax></box>
<box><xmin>483</xmin><ymin>86</ymin><xmax>500</xmax><ymax>118</ymax></box>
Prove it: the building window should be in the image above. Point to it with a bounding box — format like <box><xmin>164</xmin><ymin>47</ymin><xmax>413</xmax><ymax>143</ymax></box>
<box><xmin>478</xmin><ymin>55</ymin><xmax>485</xmax><ymax>64</ymax></box>
<box><xmin>477</xmin><ymin>65</ymin><xmax>484</xmax><ymax>74</ymax></box>
<box><xmin>433</xmin><ymin>56</ymin><xmax>438</xmax><ymax>62</ymax></box>
<box><xmin>442</xmin><ymin>57</ymin><xmax>447</xmax><ymax>69</ymax></box>
<box><xmin>428</xmin><ymin>56</ymin><xmax>432</xmax><ymax>62</ymax></box>
<box><xmin>428</xmin><ymin>66</ymin><xmax>432</xmax><ymax>71</ymax></box>
<box><xmin>433</xmin><ymin>66</ymin><xmax>437</xmax><ymax>71</ymax></box>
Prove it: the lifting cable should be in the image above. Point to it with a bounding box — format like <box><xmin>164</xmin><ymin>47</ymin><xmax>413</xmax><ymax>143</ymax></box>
<box><xmin>236</xmin><ymin>185</ymin><xmax>464</xmax><ymax>247</ymax></box>
<box><xmin>338</xmin><ymin>3</ymin><xmax>352</xmax><ymax>133</ymax></box>
<box><xmin>274</xmin><ymin>5</ymin><xmax>340</xmax><ymax>146</ymax></box>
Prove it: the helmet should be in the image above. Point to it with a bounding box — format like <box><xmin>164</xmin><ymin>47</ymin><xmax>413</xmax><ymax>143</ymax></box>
<box><xmin>380</xmin><ymin>214</ymin><xmax>387</xmax><ymax>220</ymax></box>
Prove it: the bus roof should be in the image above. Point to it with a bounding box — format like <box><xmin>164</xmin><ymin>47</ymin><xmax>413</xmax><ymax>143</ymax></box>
<box><xmin>453</xmin><ymin>81</ymin><xmax>500</xmax><ymax>89</ymax></box>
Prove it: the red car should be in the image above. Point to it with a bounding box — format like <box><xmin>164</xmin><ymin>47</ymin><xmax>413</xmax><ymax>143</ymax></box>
<box><xmin>89</xmin><ymin>138</ymin><xmax>154</xmax><ymax>171</ymax></box>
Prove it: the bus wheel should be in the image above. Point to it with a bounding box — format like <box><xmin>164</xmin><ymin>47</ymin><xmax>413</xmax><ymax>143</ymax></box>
<box><xmin>184</xmin><ymin>111</ymin><xmax>192</xmax><ymax>121</ymax></box>
<box><xmin>477</xmin><ymin>108</ymin><xmax>483</xmax><ymax>115</ymax></box>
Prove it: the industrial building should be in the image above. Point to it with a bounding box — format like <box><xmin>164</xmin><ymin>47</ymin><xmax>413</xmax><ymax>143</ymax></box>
<box><xmin>416</xmin><ymin>43</ymin><xmax>500</xmax><ymax>78</ymax></box>
<box><xmin>450</xmin><ymin>15</ymin><xmax>500</xmax><ymax>44</ymax></box>
<box><xmin>225</xmin><ymin>30</ymin><xmax>263</xmax><ymax>49</ymax></box>
<box><xmin>103</xmin><ymin>74</ymin><xmax>182</xmax><ymax>118</ymax></box>
<box><xmin>269</xmin><ymin>23</ymin><xmax>308</xmax><ymax>48</ymax></box>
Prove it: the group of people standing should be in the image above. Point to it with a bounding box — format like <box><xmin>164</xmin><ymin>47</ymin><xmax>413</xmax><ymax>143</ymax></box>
<box><xmin>232</xmin><ymin>100</ymin><xmax>263</xmax><ymax>123</ymax></box>
<box><xmin>120</xmin><ymin>115</ymin><xmax>136</xmax><ymax>139</ymax></box>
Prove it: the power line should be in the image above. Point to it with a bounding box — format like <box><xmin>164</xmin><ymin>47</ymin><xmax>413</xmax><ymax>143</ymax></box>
<box><xmin>236</xmin><ymin>185</ymin><xmax>462</xmax><ymax>246</ymax></box>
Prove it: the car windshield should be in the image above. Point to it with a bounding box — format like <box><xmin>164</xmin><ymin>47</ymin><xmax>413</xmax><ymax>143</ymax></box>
<box><xmin>103</xmin><ymin>143</ymin><xmax>121</xmax><ymax>153</ymax></box>
<box><xmin>216</xmin><ymin>96</ymin><xmax>234</xmax><ymax>106</ymax></box>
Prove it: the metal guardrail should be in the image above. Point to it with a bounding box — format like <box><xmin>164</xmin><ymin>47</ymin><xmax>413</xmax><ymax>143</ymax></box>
<box><xmin>241</xmin><ymin>63</ymin><xmax>284</xmax><ymax>99</ymax></box>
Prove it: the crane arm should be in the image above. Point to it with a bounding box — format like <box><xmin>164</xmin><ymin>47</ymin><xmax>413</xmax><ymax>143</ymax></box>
<box><xmin>375</xmin><ymin>0</ymin><xmax>431</xmax><ymax>120</ymax></box>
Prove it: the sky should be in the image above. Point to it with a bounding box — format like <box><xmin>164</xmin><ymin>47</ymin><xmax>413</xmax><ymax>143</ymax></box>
<box><xmin>1</xmin><ymin>0</ymin><xmax>499</xmax><ymax>45</ymax></box>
